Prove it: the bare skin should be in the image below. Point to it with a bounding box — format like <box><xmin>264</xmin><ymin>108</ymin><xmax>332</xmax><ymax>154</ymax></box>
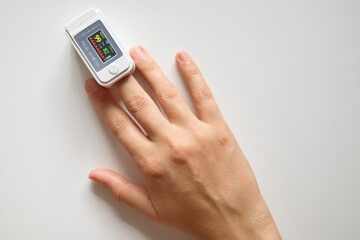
<box><xmin>85</xmin><ymin>46</ymin><xmax>281</xmax><ymax>240</ymax></box>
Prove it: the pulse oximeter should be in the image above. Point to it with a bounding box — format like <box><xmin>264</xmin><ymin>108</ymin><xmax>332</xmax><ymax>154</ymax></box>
<box><xmin>65</xmin><ymin>8</ymin><xmax>135</xmax><ymax>87</ymax></box>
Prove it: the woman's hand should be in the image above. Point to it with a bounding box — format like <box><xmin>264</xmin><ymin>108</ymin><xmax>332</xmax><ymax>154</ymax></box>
<box><xmin>84</xmin><ymin>46</ymin><xmax>281</xmax><ymax>240</ymax></box>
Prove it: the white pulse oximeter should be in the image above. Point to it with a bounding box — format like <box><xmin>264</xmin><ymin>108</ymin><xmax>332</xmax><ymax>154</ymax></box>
<box><xmin>65</xmin><ymin>8</ymin><xmax>135</xmax><ymax>87</ymax></box>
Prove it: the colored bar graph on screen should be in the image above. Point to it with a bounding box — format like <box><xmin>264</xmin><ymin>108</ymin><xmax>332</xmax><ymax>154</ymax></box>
<box><xmin>87</xmin><ymin>30</ymin><xmax>117</xmax><ymax>63</ymax></box>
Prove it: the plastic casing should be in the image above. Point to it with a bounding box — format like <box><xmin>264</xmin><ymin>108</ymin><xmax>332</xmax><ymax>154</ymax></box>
<box><xmin>65</xmin><ymin>8</ymin><xmax>135</xmax><ymax>87</ymax></box>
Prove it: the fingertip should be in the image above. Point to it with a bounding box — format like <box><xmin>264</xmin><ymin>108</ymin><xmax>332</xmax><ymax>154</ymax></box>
<box><xmin>88</xmin><ymin>168</ymin><xmax>126</xmax><ymax>186</ymax></box>
<box><xmin>129</xmin><ymin>45</ymin><xmax>146</xmax><ymax>61</ymax></box>
<box><xmin>85</xmin><ymin>78</ymin><xmax>99</xmax><ymax>93</ymax></box>
<box><xmin>89</xmin><ymin>168</ymin><xmax>158</xmax><ymax>220</ymax></box>
<box><xmin>129</xmin><ymin>45</ymin><xmax>144</xmax><ymax>53</ymax></box>
<box><xmin>88</xmin><ymin>168</ymin><xmax>113</xmax><ymax>183</ymax></box>
<box><xmin>88</xmin><ymin>168</ymin><xmax>103</xmax><ymax>183</ymax></box>
<box><xmin>176</xmin><ymin>50</ymin><xmax>191</xmax><ymax>63</ymax></box>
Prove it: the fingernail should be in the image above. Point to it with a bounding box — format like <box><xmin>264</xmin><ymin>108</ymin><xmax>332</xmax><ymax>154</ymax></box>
<box><xmin>177</xmin><ymin>51</ymin><xmax>191</xmax><ymax>63</ymax></box>
<box><xmin>131</xmin><ymin>46</ymin><xmax>145</xmax><ymax>60</ymax></box>
<box><xmin>85</xmin><ymin>79</ymin><xmax>99</xmax><ymax>93</ymax></box>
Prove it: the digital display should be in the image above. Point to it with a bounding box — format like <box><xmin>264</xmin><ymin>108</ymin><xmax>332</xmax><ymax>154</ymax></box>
<box><xmin>88</xmin><ymin>30</ymin><xmax>116</xmax><ymax>62</ymax></box>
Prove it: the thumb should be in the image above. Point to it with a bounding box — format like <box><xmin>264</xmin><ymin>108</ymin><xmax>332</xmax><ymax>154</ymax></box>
<box><xmin>89</xmin><ymin>168</ymin><xmax>160</xmax><ymax>221</ymax></box>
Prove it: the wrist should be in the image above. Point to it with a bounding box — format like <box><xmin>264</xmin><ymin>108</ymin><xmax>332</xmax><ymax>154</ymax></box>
<box><xmin>231</xmin><ymin>203</ymin><xmax>281</xmax><ymax>240</ymax></box>
<box><xmin>202</xmin><ymin>199</ymin><xmax>281</xmax><ymax>240</ymax></box>
<box><xmin>237</xmin><ymin>209</ymin><xmax>281</xmax><ymax>240</ymax></box>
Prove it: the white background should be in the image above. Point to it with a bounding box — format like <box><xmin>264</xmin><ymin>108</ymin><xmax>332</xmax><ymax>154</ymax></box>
<box><xmin>0</xmin><ymin>0</ymin><xmax>359</xmax><ymax>239</ymax></box>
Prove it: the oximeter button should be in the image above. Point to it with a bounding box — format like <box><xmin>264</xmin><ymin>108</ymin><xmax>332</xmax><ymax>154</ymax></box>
<box><xmin>109</xmin><ymin>64</ymin><xmax>119</xmax><ymax>74</ymax></box>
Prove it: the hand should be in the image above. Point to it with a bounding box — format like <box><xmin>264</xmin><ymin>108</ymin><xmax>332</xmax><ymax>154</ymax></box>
<box><xmin>84</xmin><ymin>46</ymin><xmax>281</xmax><ymax>240</ymax></box>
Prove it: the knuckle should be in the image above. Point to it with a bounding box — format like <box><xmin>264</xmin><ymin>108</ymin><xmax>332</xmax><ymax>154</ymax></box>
<box><xmin>215</xmin><ymin>129</ymin><xmax>232</xmax><ymax>146</ymax></box>
<box><xmin>107</xmin><ymin>118</ymin><xmax>128</xmax><ymax>137</ymax></box>
<box><xmin>167</xmin><ymin>140</ymin><xmax>193</xmax><ymax>163</ymax></box>
<box><xmin>217</xmin><ymin>134</ymin><xmax>229</xmax><ymax>145</ymax></box>
<box><xmin>191</xmin><ymin>124</ymin><xmax>230</xmax><ymax>148</ymax></box>
<box><xmin>186</xmin><ymin>66</ymin><xmax>202</xmax><ymax>79</ymax></box>
<box><xmin>126</xmin><ymin>95</ymin><xmax>148</xmax><ymax>114</ymax></box>
<box><xmin>113</xmin><ymin>182</ymin><xmax>128</xmax><ymax>202</ymax></box>
<box><xmin>142</xmin><ymin>160</ymin><xmax>167</xmax><ymax>178</ymax></box>
<box><xmin>192</xmin><ymin>128</ymin><xmax>211</xmax><ymax>148</ymax></box>
<box><xmin>193</xmin><ymin>129</ymin><xmax>208</xmax><ymax>142</ymax></box>
<box><xmin>198</xmin><ymin>86</ymin><xmax>214</xmax><ymax>100</ymax></box>
<box><xmin>159</xmin><ymin>87</ymin><xmax>179</xmax><ymax>102</ymax></box>
<box><xmin>141</xmin><ymin>59</ymin><xmax>157</xmax><ymax>74</ymax></box>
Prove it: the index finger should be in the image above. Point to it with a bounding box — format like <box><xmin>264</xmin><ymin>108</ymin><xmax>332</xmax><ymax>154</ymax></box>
<box><xmin>85</xmin><ymin>78</ymin><xmax>152</xmax><ymax>158</ymax></box>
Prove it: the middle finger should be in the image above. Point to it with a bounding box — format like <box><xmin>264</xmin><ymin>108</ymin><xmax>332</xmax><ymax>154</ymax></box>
<box><xmin>129</xmin><ymin>46</ymin><xmax>197</xmax><ymax>126</ymax></box>
<box><xmin>112</xmin><ymin>75</ymin><xmax>170</xmax><ymax>140</ymax></box>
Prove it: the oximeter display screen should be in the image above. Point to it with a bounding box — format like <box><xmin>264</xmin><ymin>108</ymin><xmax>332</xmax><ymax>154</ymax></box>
<box><xmin>88</xmin><ymin>30</ymin><xmax>116</xmax><ymax>62</ymax></box>
<box><xmin>74</xmin><ymin>20</ymin><xmax>123</xmax><ymax>72</ymax></box>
